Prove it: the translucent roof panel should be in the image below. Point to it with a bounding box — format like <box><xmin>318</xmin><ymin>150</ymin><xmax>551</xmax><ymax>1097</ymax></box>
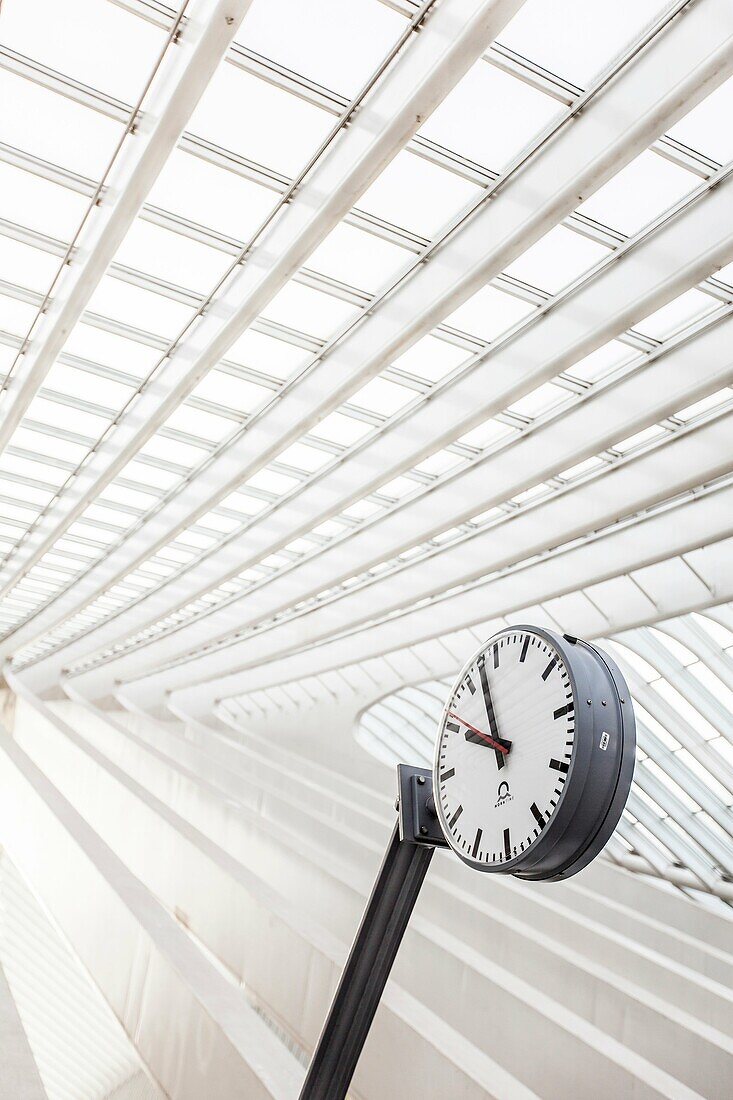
<box><xmin>0</xmin><ymin>69</ymin><xmax>124</xmax><ymax>178</ymax></box>
<box><xmin>498</xmin><ymin>0</ymin><xmax>671</xmax><ymax>87</ymax></box>
<box><xmin>418</xmin><ymin>59</ymin><xmax>561</xmax><ymax>171</ymax></box>
<box><xmin>235</xmin><ymin>0</ymin><xmax>405</xmax><ymax>97</ymax></box>
<box><xmin>188</xmin><ymin>64</ymin><xmax>334</xmax><ymax>178</ymax></box>
<box><xmin>0</xmin><ymin>0</ymin><xmax>165</xmax><ymax>101</ymax></box>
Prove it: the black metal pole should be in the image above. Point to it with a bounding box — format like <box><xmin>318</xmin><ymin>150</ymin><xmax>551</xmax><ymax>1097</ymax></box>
<box><xmin>299</xmin><ymin>765</ymin><xmax>444</xmax><ymax>1100</ymax></box>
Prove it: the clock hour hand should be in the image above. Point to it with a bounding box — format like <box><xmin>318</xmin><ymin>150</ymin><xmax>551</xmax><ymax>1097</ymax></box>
<box><xmin>447</xmin><ymin>711</ymin><xmax>511</xmax><ymax>756</ymax></box>
<box><xmin>477</xmin><ymin>659</ymin><xmax>508</xmax><ymax>769</ymax></box>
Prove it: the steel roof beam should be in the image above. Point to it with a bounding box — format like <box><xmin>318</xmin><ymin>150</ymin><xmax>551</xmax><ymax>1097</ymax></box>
<box><xmin>105</xmin><ymin>414</ymin><xmax>733</xmax><ymax>709</ymax></box>
<box><xmin>4</xmin><ymin>0</ymin><xmax>730</xmax><ymax>673</ymax></box>
<box><xmin>48</xmin><ymin>0</ymin><xmax>732</xmax><ymax>621</ymax></box>
<box><xmin>0</xmin><ymin>0</ymin><xmax>254</xmax><ymax>456</ymax></box>
<box><xmin>0</xmin><ymin>0</ymin><xmax>526</xmax><ymax>646</ymax></box>
<box><xmin>158</xmin><ymin>490</ymin><xmax>733</xmax><ymax>718</ymax></box>
<box><xmin>24</xmin><ymin>170</ymin><xmax>733</xmax><ymax>686</ymax></box>
<box><xmin>54</xmin><ymin>316</ymin><xmax>733</xmax><ymax>694</ymax></box>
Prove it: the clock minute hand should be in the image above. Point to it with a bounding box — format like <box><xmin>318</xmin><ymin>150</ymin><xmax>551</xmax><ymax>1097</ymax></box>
<box><xmin>478</xmin><ymin>660</ymin><xmax>509</xmax><ymax>770</ymax></box>
<box><xmin>447</xmin><ymin>711</ymin><xmax>510</xmax><ymax>755</ymax></box>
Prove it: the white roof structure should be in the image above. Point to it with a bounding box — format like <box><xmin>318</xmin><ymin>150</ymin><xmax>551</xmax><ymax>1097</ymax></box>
<box><xmin>0</xmin><ymin>0</ymin><xmax>732</xmax><ymax>1095</ymax></box>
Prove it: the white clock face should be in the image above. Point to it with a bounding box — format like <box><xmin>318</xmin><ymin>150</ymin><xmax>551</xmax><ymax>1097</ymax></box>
<box><xmin>435</xmin><ymin>629</ymin><xmax>577</xmax><ymax>868</ymax></box>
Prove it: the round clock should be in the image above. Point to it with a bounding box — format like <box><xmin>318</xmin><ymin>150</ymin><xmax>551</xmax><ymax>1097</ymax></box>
<box><xmin>433</xmin><ymin>626</ymin><xmax>635</xmax><ymax>881</ymax></box>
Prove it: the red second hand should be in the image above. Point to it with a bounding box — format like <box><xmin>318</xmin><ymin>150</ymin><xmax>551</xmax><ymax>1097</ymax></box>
<box><xmin>448</xmin><ymin>710</ymin><xmax>509</xmax><ymax>754</ymax></box>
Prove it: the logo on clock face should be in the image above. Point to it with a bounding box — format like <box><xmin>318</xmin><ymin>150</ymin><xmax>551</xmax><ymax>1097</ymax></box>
<box><xmin>495</xmin><ymin>780</ymin><xmax>512</xmax><ymax>807</ymax></box>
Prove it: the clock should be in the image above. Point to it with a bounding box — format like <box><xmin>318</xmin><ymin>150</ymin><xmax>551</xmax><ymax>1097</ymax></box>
<box><xmin>433</xmin><ymin>626</ymin><xmax>635</xmax><ymax>881</ymax></box>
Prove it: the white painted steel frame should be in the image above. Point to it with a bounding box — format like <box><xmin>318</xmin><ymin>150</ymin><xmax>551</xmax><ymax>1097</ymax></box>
<box><xmin>36</xmin><ymin>176</ymin><xmax>733</xmax><ymax>694</ymax></box>
<box><xmin>4</xmin><ymin>0</ymin><xmax>733</xmax><ymax>668</ymax></box>
<box><xmin>141</xmin><ymin>475</ymin><xmax>733</xmax><ymax>715</ymax></box>
<box><xmin>0</xmin><ymin>0</ymin><xmax>524</xmax><ymax>626</ymax></box>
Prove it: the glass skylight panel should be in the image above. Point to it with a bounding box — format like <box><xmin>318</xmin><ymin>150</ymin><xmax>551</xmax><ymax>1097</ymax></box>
<box><xmin>0</xmin><ymin>236</ymin><xmax>59</xmax><ymax>294</ymax></box>
<box><xmin>81</xmin><ymin>503</ymin><xmax>137</xmax><ymax>530</ymax></box>
<box><xmin>0</xmin><ymin>475</ymin><xmax>50</xmax><ymax>509</ymax></box>
<box><xmin>25</xmin><ymin>395</ymin><xmax>110</xmax><ymax>440</ymax></box>
<box><xmin>244</xmin><ymin>467</ymin><xmax>300</xmax><ymax>496</ymax></box>
<box><xmin>117</xmin><ymin>458</ymin><xmax>180</xmax><ymax>492</ymax></box>
<box><xmin>87</xmin><ymin>277</ymin><xmax>195</xmax><ymax>339</ymax></box>
<box><xmin>237</xmin><ymin>0</ymin><xmax>404</xmax><ymax>97</ymax></box>
<box><xmin>419</xmin><ymin>60</ymin><xmax>560</xmax><ymax>173</ymax></box>
<box><xmin>0</xmin><ymin>161</ymin><xmax>89</xmax><ymax>241</ymax></box>
<box><xmin>668</xmin><ymin>74</ymin><xmax>733</xmax><ymax>165</ymax></box>
<box><xmin>139</xmin><ymin>433</ymin><xmax>208</xmax><ymax>469</ymax></box>
<box><xmin>189</xmin><ymin>65</ymin><xmax>334</xmax><ymax>178</ymax></box>
<box><xmin>147</xmin><ymin>150</ymin><xmax>277</xmax><ymax>243</ymax></box>
<box><xmin>443</xmin><ymin>285</ymin><xmax>536</xmax><ymax>344</ymax></box>
<box><xmin>307</xmin><ymin>223</ymin><xmax>411</xmax><ymax>293</ymax></box>
<box><xmin>190</xmin><ymin>368</ymin><xmax>272</xmax><ymax>414</ymax></box>
<box><xmin>390</xmin><ymin>335</ymin><xmax>471</xmax><ymax>384</ymax></box>
<box><xmin>219</xmin><ymin>490</ymin><xmax>268</xmax><ymax>516</ymax></box>
<box><xmin>340</xmin><ymin>498</ymin><xmax>382</xmax><ymax>521</ymax></box>
<box><xmin>164</xmin><ymin>404</ymin><xmax>236</xmax><ymax>445</ymax></box>
<box><xmin>1</xmin><ymin>451</ymin><xmax>66</xmax><ymax>488</ymax></box>
<box><xmin>505</xmin><ymin>381</ymin><xmax>567</xmax><ymax>419</ymax></box>
<box><xmin>227</xmin><ymin>328</ymin><xmax>310</xmax><ymax>379</ymax></box>
<box><xmin>674</xmin><ymin>389</ymin><xmax>732</xmax><ymax>422</ymax></box>
<box><xmin>0</xmin><ymin>0</ymin><xmax>165</xmax><ymax>102</ymax></box>
<box><xmin>578</xmin><ymin>150</ymin><xmax>698</xmax><ymax>237</ymax></box>
<box><xmin>197</xmin><ymin>511</ymin><xmax>240</xmax><ymax>535</ymax></box>
<box><xmin>11</xmin><ymin>424</ymin><xmax>84</xmax><ymax>468</ymax></box>
<box><xmin>0</xmin><ymin>294</ymin><xmax>37</xmax><ymax>337</ymax></box>
<box><xmin>0</xmin><ymin>70</ymin><xmax>124</xmax><ymax>181</ymax></box>
<box><xmin>498</xmin><ymin>0</ymin><xmax>670</xmax><ymax>88</ymax></box>
<box><xmin>311</xmin><ymin>411</ymin><xmax>373</xmax><ymax>447</ymax></box>
<box><xmin>275</xmin><ymin>441</ymin><xmax>332</xmax><ymax>473</ymax></box>
<box><xmin>311</xmin><ymin>519</ymin><xmax>348</xmax><ymax>538</ymax></box>
<box><xmin>412</xmin><ymin>450</ymin><xmax>463</xmax><ymax>477</ymax></box>
<box><xmin>558</xmin><ymin>455</ymin><xmax>606</xmax><ymax>481</ymax></box>
<box><xmin>67</xmin><ymin>520</ymin><xmax>117</xmax><ymax>545</ymax></box>
<box><xmin>62</xmin><ymin>323</ymin><xmax>160</xmax><ymax>377</ymax></box>
<box><xmin>112</xmin><ymin>218</ymin><xmax>232</xmax><ymax>291</ymax></box>
<box><xmin>358</xmin><ymin>151</ymin><xmax>481</xmax><ymax>239</ymax></box>
<box><xmin>634</xmin><ymin>289</ymin><xmax>719</xmax><ymax>341</ymax></box>
<box><xmin>101</xmin><ymin>484</ymin><xmax>159</xmax><ymax>512</ymax></box>
<box><xmin>564</xmin><ymin>340</ymin><xmax>636</xmax><ymax>383</ymax></box>
<box><xmin>504</xmin><ymin>225</ymin><xmax>609</xmax><ymax>295</ymax></box>
<box><xmin>349</xmin><ymin>375</ymin><xmax>414</xmax><ymax>416</ymax></box>
<box><xmin>42</xmin><ymin>363</ymin><xmax>133</xmax><ymax>412</ymax></box>
<box><xmin>612</xmin><ymin>424</ymin><xmax>668</xmax><ymax>454</ymax></box>
<box><xmin>458</xmin><ymin>419</ymin><xmax>516</xmax><ymax>450</ymax></box>
<box><xmin>263</xmin><ymin>282</ymin><xmax>361</xmax><ymax>341</ymax></box>
<box><xmin>375</xmin><ymin>475</ymin><xmax>417</xmax><ymax>501</ymax></box>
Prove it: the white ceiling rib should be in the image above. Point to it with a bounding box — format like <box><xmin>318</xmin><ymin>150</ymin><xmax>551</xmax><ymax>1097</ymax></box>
<box><xmin>29</xmin><ymin>168</ymin><xmax>733</xmax><ymax>691</ymax></box>
<box><xmin>2</xmin><ymin>0</ymin><xmax>726</xmax><ymax>660</ymax></box>
<box><xmin>5</xmin><ymin>0</ymin><xmax>730</xmax><ymax>677</ymax></box>
<box><xmin>0</xmin><ymin>0</ymin><xmax>523</xmax><ymax>631</ymax></box>
<box><xmin>0</xmin><ymin>0</ymin><xmax>731</xmax><ymax>909</ymax></box>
